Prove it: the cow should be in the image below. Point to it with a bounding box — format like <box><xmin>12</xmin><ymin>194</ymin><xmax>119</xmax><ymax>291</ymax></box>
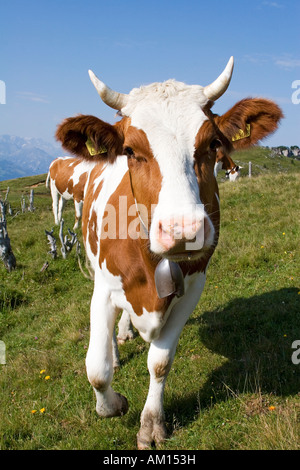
<box><xmin>46</xmin><ymin>156</ymin><xmax>97</xmax><ymax>229</ymax></box>
<box><xmin>214</xmin><ymin>150</ymin><xmax>242</xmax><ymax>181</ymax></box>
<box><xmin>55</xmin><ymin>57</ymin><xmax>282</xmax><ymax>449</ymax></box>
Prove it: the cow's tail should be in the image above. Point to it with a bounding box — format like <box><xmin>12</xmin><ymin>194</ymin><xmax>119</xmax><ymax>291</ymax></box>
<box><xmin>45</xmin><ymin>171</ymin><xmax>50</xmax><ymax>189</ymax></box>
<box><xmin>77</xmin><ymin>251</ymin><xmax>94</xmax><ymax>281</ymax></box>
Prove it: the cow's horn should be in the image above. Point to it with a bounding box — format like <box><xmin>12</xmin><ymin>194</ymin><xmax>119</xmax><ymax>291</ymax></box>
<box><xmin>203</xmin><ymin>56</ymin><xmax>234</xmax><ymax>102</ymax></box>
<box><xmin>88</xmin><ymin>70</ymin><xmax>128</xmax><ymax>110</ymax></box>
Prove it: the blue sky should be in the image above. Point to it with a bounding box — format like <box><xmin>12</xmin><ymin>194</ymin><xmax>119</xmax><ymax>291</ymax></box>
<box><xmin>1</xmin><ymin>0</ymin><xmax>300</xmax><ymax>148</ymax></box>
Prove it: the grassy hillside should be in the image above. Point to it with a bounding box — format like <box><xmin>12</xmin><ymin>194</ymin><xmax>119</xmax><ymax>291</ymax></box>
<box><xmin>0</xmin><ymin>149</ymin><xmax>299</xmax><ymax>450</ymax></box>
<box><xmin>217</xmin><ymin>146</ymin><xmax>300</xmax><ymax>181</ymax></box>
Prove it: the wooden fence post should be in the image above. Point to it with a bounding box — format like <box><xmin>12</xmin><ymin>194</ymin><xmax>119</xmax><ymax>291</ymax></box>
<box><xmin>21</xmin><ymin>195</ymin><xmax>26</xmax><ymax>213</ymax></box>
<box><xmin>0</xmin><ymin>200</ymin><xmax>16</xmax><ymax>272</ymax></box>
<box><xmin>28</xmin><ymin>189</ymin><xmax>35</xmax><ymax>212</ymax></box>
<box><xmin>59</xmin><ymin>219</ymin><xmax>79</xmax><ymax>258</ymax></box>
<box><xmin>45</xmin><ymin>229</ymin><xmax>57</xmax><ymax>259</ymax></box>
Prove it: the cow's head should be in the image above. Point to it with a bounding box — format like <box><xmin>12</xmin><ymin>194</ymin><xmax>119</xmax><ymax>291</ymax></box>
<box><xmin>215</xmin><ymin>150</ymin><xmax>242</xmax><ymax>181</ymax></box>
<box><xmin>226</xmin><ymin>165</ymin><xmax>241</xmax><ymax>181</ymax></box>
<box><xmin>56</xmin><ymin>57</ymin><xmax>282</xmax><ymax>262</ymax></box>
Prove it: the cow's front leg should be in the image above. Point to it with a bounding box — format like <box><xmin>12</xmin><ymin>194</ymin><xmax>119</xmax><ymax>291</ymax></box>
<box><xmin>137</xmin><ymin>341</ymin><xmax>169</xmax><ymax>449</ymax></box>
<box><xmin>85</xmin><ymin>283</ymin><xmax>128</xmax><ymax>417</ymax></box>
<box><xmin>137</xmin><ymin>273</ymin><xmax>206</xmax><ymax>449</ymax></box>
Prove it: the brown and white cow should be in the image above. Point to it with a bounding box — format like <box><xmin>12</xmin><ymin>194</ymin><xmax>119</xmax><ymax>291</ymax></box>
<box><xmin>214</xmin><ymin>150</ymin><xmax>242</xmax><ymax>181</ymax></box>
<box><xmin>55</xmin><ymin>57</ymin><xmax>282</xmax><ymax>449</ymax></box>
<box><xmin>46</xmin><ymin>156</ymin><xmax>97</xmax><ymax>229</ymax></box>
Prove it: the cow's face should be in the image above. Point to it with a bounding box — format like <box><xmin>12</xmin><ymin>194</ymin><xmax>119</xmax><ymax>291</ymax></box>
<box><xmin>56</xmin><ymin>58</ymin><xmax>282</xmax><ymax>262</ymax></box>
<box><xmin>119</xmin><ymin>81</ymin><xmax>223</xmax><ymax>261</ymax></box>
<box><xmin>226</xmin><ymin>166</ymin><xmax>241</xmax><ymax>181</ymax></box>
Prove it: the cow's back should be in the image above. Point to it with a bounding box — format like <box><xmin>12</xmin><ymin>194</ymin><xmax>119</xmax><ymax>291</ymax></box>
<box><xmin>50</xmin><ymin>157</ymin><xmax>93</xmax><ymax>201</ymax></box>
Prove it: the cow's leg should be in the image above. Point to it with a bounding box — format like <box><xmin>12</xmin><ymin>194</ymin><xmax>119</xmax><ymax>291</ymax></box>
<box><xmin>85</xmin><ymin>281</ymin><xmax>128</xmax><ymax>417</ymax></box>
<box><xmin>112</xmin><ymin>328</ymin><xmax>121</xmax><ymax>369</ymax></box>
<box><xmin>117</xmin><ymin>311</ymin><xmax>135</xmax><ymax>344</ymax></box>
<box><xmin>137</xmin><ymin>273</ymin><xmax>206</xmax><ymax>449</ymax></box>
<box><xmin>73</xmin><ymin>200</ymin><xmax>83</xmax><ymax>230</ymax></box>
<box><xmin>58</xmin><ymin>197</ymin><xmax>66</xmax><ymax>224</ymax></box>
<box><xmin>50</xmin><ymin>181</ymin><xmax>60</xmax><ymax>225</ymax></box>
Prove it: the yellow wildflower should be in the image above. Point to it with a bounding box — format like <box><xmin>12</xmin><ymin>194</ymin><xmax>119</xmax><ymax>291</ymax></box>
<box><xmin>45</xmin><ymin>376</ymin><xmax>50</xmax><ymax>380</ymax></box>
<box><xmin>40</xmin><ymin>408</ymin><xmax>45</xmax><ymax>413</ymax></box>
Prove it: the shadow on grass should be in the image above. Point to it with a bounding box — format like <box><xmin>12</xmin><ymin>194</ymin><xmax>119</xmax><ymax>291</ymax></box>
<box><xmin>165</xmin><ymin>287</ymin><xmax>300</xmax><ymax>427</ymax></box>
<box><xmin>0</xmin><ymin>288</ymin><xmax>28</xmax><ymax>312</ymax></box>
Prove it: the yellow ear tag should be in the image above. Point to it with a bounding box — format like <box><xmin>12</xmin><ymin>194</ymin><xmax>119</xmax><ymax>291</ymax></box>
<box><xmin>85</xmin><ymin>138</ymin><xmax>107</xmax><ymax>156</ymax></box>
<box><xmin>232</xmin><ymin>123</ymin><xmax>251</xmax><ymax>142</ymax></box>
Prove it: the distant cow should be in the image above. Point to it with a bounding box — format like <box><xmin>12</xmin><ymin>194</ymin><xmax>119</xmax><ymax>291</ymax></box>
<box><xmin>56</xmin><ymin>57</ymin><xmax>282</xmax><ymax>449</ymax></box>
<box><xmin>214</xmin><ymin>151</ymin><xmax>242</xmax><ymax>181</ymax></box>
<box><xmin>46</xmin><ymin>156</ymin><xmax>97</xmax><ymax>229</ymax></box>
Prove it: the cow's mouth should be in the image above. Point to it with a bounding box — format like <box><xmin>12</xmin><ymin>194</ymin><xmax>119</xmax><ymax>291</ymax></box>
<box><xmin>164</xmin><ymin>249</ymin><xmax>206</xmax><ymax>263</ymax></box>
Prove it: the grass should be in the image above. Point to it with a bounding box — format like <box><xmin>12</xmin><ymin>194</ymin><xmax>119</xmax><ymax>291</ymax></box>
<box><xmin>222</xmin><ymin>145</ymin><xmax>300</xmax><ymax>179</ymax></box>
<box><xmin>0</xmin><ymin>148</ymin><xmax>299</xmax><ymax>450</ymax></box>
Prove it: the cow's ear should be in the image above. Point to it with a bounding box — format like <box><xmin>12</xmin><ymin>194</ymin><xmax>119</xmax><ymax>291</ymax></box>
<box><xmin>215</xmin><ymin>98</ymin><xmax>283</xmax><ymax>150</ymax></box>
<box><xmin>55</xmin><ymin>115</ymin><xmax>124</xmax><ymax>162</ymax></box>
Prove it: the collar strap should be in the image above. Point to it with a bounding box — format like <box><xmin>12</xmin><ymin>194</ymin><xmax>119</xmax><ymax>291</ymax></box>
<box><xmin>226</xmin><ymin>165</ymin><xmax>239</xmax><ymax>175</ymax></box>
<box><xmin>134</xmin><ymin>197</ymin><xmax>149</xmax><ymax>236</ymax></box>
<box><xmin>128</xmin><ymin>168</ymin><xmax>149</xmax><ymax>236</ymax></box>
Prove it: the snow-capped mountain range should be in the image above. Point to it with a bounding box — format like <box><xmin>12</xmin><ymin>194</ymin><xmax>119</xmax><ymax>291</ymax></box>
<box><xmin>0</xmin><ymin>135</ymin><xmax>63</xmax><ymax>181</ymax></box>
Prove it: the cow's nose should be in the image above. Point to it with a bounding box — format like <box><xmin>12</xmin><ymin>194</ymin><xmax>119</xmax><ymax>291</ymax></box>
<box><xmin>157</xmin><ymin>216</ymin><xmax>206</xmax><ymax>251</ymax></box>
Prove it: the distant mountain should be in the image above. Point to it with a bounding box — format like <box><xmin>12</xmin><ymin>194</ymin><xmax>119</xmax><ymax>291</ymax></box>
<box><xmin>0</xmin><ymin>135</ymin><xmax>63</xmax><ymax>181</ymax></box>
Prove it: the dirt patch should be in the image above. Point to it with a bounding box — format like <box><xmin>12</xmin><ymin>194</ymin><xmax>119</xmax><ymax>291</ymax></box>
<box><xmin>25</xmin><ymin>180</ymin><xmax>47</xmax><ymax>188</ymax></box>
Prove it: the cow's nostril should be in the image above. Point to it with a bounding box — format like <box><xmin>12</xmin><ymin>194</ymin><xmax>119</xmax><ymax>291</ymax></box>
<box><xmin>157</xmin><ymin>217</ymin><xmax>204</xmax><ymax>251</ymax></box>
<box><xmin>153</xmin><ymin>213</ymin><xmax>216</xmax><ymax>255</ymax></box>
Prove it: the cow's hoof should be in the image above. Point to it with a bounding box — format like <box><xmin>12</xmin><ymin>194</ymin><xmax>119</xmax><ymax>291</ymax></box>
<box><xmin>96</xmin><ymin>392</ymin><xmax>128</xmax><ymax>417</ymax></box>
<box><xmin>117</xmin><ymin>330</ymin><xmax>135</xmax><ymax>344</ymax></box>
<box><xmin>116</xmin><ymin>393</ymin><xmax>129</xmax><ymax>416</ymax></box>
<box><xmin>137</xmin><ymin>410</ymin><xmax>167</xmax><ymax>450</ymax></box>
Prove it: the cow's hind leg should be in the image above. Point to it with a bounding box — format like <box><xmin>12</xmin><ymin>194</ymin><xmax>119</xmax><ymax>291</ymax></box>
<box><xmin>50</xmin><ymin>181</ymin><xmax>60</xmax><ymax>225</ymax></box>
<box><xmin>85</xmin><ymin>281</ymin><xmax>128</xmax><ymax>417</ymax></box>
<box><xmin>58</xmin><ymin>196</ymin><xmax>66</xmax><ymax>225</ymax></box>
<box><xmin>73</xmin><ymin>200</ymin><xmax>83</xmax><ymax>230</ymax></box>
<box><xmin>117</xmin><ymin>311</ymin><xmax>135</xmax><ymax>344</ymax></box>
<box><xmin>112</xmin><ymin>328</ymin><xmax>121</xmax><ymax>369</ymax></box>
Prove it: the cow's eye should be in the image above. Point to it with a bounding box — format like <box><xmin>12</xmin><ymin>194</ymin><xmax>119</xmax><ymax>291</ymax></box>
<box><xmin>124</xmin><ymin>146</ymin><xmax>134</xmax><ymax>157</ymax></box>
<box><xmin>210</xmin><ymin>139</ymin><xmax>222</xmax><ymax>151</ymax></box>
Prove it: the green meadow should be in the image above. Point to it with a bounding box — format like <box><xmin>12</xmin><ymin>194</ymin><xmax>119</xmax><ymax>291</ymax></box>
<box><xmin>0</xmin><ymin>147</ymin><xmax>299</xmax><ymax>450</ymax></box>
